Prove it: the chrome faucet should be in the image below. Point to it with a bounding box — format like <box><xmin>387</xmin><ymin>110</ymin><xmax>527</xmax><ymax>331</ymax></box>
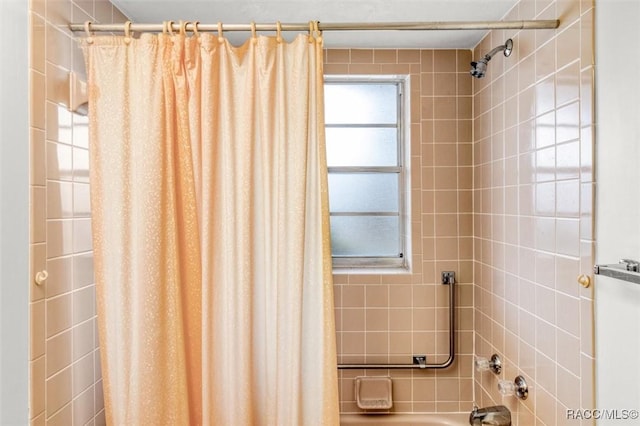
<box><xmin>469</xmin><ymin>405</ymin><xmax>511</xmax><ymax>426</ymax></box>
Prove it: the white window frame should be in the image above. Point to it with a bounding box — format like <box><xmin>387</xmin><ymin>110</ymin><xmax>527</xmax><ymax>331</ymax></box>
<box><xmin>324</xmin><ymin>75</ymin><xmax>412</xmax><ymax>274</ymax></box>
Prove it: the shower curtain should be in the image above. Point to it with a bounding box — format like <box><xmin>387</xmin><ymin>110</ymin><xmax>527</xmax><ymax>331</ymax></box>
<box><xmin>82</xmin><ymin>25</ymin><xmax>339</xmax><ymax>425</ymax></box>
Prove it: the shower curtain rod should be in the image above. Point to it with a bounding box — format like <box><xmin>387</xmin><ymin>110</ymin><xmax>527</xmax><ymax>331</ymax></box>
<box><xmin>69</xmin><ymin>20</ymin><xmax>560</xmax><ymax>34</ymax></box>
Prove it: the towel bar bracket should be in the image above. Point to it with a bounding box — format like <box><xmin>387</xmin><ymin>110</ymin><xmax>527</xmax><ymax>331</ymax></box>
<box><xmin>594</xmin><ymin>259</ymin><xmax>640</xmax><ymax>286</ymax></box>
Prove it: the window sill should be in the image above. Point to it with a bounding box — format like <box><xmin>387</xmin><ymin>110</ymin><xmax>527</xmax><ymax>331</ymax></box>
<box><xmin>331</xmin><ymin>259</ymin><xmax>411</xmax><ymax>275</ymax></box>
<box><xmin>332</xmin><ymin>266</ymin><xmax>412</xmax><ymax>275</ymax></box>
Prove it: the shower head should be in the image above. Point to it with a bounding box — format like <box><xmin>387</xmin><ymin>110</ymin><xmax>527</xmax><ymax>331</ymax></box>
<box><xmin>470</xmin><ymin>39</ymin><xmax>513</xmax><ymax>78</ymax></box>
<box><xmin>470</xmin><ymin>58</ymin><xmax>489</xmax><ymax>79</ymax></box>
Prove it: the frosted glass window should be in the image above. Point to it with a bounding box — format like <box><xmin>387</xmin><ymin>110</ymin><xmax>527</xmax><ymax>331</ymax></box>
<box><xmin>326</xmin><ymin>128</ymin><xmax>398</xmax><ymax>167</ymax></box>
<box><xmin>324</xmin><ymin>84</ymin><xmax>397</xmax><ymax>125</ymax></box>
<box><xmin>330</xmin><ymin>216</ymin><xmax>400</xmax><ymax>257</ymax></box>
<box><xmin>324</xmin><ymin>76</ymin><xmax>409</xmax><ymax>270</ymax></box>
<box><xmin>328</xmin><ymin>173</ymin><xmax>398</xmax><ymax>212</ymax></box>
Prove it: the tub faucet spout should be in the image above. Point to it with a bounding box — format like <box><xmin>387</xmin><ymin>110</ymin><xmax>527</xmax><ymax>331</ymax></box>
<box><xmin>469</xmin><ymin>405</ymin><xmax>511</xmax><ymax>426</ymax></box>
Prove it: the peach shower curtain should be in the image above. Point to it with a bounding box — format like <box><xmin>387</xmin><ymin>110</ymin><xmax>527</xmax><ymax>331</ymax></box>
<box><xmin>82</xmin><ymin>26</ymin><xmax>339</xmax><ymax>425</ymax></box>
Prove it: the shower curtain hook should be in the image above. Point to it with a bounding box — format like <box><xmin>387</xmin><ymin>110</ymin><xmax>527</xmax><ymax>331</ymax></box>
<box><xmin>192</xmin><ymin>21</ymin><xmax>202</xmax><ymax>44</ymax></box>
<box><xmin>308</xmin><ymin>21</ymin><xmax>314</xmax><ymax>43</ymax></box>
<box><xmin>167</xmin><ymin>20</ymin><xmax>175</xmax><ymax>36</ymax></box>
<box><xmin>84</xmin><ymin>21</ymin><xmax>94</xmax><ymax>44</ymax></box>
<box><xmin>313</xmin><ymin>21</ymin><xmax>322</xmax><ymax>44</ymax></box>
<box><xmin>123</xmin><ymin>21</ymin><xmax>132</xmax><ymax>44</ymax></box>
<box><xmin>217</xmin><ymin>22</ymin><xmax>224</xmax><ymax>43</ymax></box>
<box><xmin>276</xmin><ymin>21</ymin><xmax>283</xmax><ymax>43</ymax></box>
<box><xmin>179</xmin><ymin>20</ymin><xmax>189</xmax><ymax>36</ymax></box>
<box><xmin>250</xmin><ymin>21</ymin><xmax>257</xmax><ymax>43</ymax></box>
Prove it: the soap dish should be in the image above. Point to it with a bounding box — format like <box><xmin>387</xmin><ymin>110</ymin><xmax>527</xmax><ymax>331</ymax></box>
<box><xmin>354</xmin><ymin>376</ymin><xmax>393</xmax><ymax>410</ymax></box>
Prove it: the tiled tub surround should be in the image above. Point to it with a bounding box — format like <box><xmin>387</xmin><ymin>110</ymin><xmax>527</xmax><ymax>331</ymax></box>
<box><xmin>325</xmin><ymin>49</ymin><xmax>475</xmax><ymax>413</ymax></box>
<box><xmin>28</xmin><ymin>3</ymin><xmax>595</xmax><ymax>422</ymax></box>
<box><xmin>29</xmin><ymin>0</ymin><xmax>127</xmax><ymax>424</ymax></box>
<box><xmin>472</xmin><ymin>0</ymin><xmax>595</xmax><ymax>425</ymax></box>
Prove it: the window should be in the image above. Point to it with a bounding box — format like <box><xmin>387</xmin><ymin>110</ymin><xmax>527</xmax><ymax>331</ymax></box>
<box><xmin>324</xmin><ymin>76</ymin><xmax>410</xmax><ymax>271</ymax></box>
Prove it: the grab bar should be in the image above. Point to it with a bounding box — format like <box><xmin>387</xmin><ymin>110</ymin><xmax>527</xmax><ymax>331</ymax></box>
<box><xmin>594</xmin><ymin>259</ymin><xmax>640</xmax><ymax>285</ymax></box>
<box><xmin>337</xmin><ymin>273</ymin><xmax>455</xmax><ymax>370</ymax></box>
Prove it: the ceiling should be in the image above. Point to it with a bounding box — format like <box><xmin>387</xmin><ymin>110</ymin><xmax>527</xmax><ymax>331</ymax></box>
<box><xmin>111</xmin><ymin>0</ymin><xmax>520</xmax><ymax>49</ymax></box>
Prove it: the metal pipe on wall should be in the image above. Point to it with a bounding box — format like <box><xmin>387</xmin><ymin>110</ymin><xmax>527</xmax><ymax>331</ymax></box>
<box><xmin>337</xmin><ymin>278</ymin><xmax>455</xmax><ymax>370</ymax></box>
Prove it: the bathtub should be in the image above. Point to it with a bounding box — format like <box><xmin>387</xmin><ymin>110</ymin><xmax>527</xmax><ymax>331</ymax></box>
<box><xmin>340</xmin><ymin>413</ymin><xmax>469</xmax><ymax>425</ymax></box>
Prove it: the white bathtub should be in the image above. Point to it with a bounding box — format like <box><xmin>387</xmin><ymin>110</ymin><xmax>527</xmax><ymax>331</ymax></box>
<box><xmin>340</xmin><ymin>413</ymin><xmax>469</xmax><ymax>425</ymax></box>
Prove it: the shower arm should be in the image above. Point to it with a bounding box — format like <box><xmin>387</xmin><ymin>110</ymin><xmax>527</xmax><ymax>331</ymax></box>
<box><xmin>337</xmin><ymin>277</ymin><xmax>455</xmax><ymax>370</ymax></box>
<box><xmin>480</xmin><ymin>39</ymin><xmax>514</xmax><ymax>62</ymax></box>
<box><xmin>483</xmin><ymin>45</ymin><xmax>507</xmax><ymax>61</ymax></box>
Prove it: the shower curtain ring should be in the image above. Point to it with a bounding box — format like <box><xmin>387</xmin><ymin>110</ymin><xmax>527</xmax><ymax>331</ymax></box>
<box><xmin>193</xmin><ymin>21</ymin><xmax>201</xmax><ymax>44</ymax></box>
<box><xmin>123</xmin><ymin>21</ymin><xmax>132</xmax><ymax>44</ymax></box>
<box><xmin>84</xmin><ymin>21</ymin><xmax>94</xmax><ymax>44</ymax></box>
<box><xmin>313</xmin><ymin>21</ymin><xmax>322</xmax><ymax>44</ymax></box>
<box><xmin>276</xmin><ymin>21</ymin><xmax>282</xmax><ymax>43</ymax></box>
<box><xmin>167</xmin><ymin>20</ymin><xmax>175</xmax><ymax>36</ymax></box>
<box><xmin>217</xmin><ymin>22</ymin><xmax>224</xmax><ymax>43</ymax></box>
<box><xmin>251</xmin><ymin>21</ymin><xmax>257</xmax><ymax>43</ymax></box>
<box><xmin>308</xmin><ymin>21</ymin><xmax>314</xmax><ymax>43</ymax></box>
<box><xmin>179</xmin><ymin>20</ymin><xmax>189</xmax><ymax>35</ymax></box>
